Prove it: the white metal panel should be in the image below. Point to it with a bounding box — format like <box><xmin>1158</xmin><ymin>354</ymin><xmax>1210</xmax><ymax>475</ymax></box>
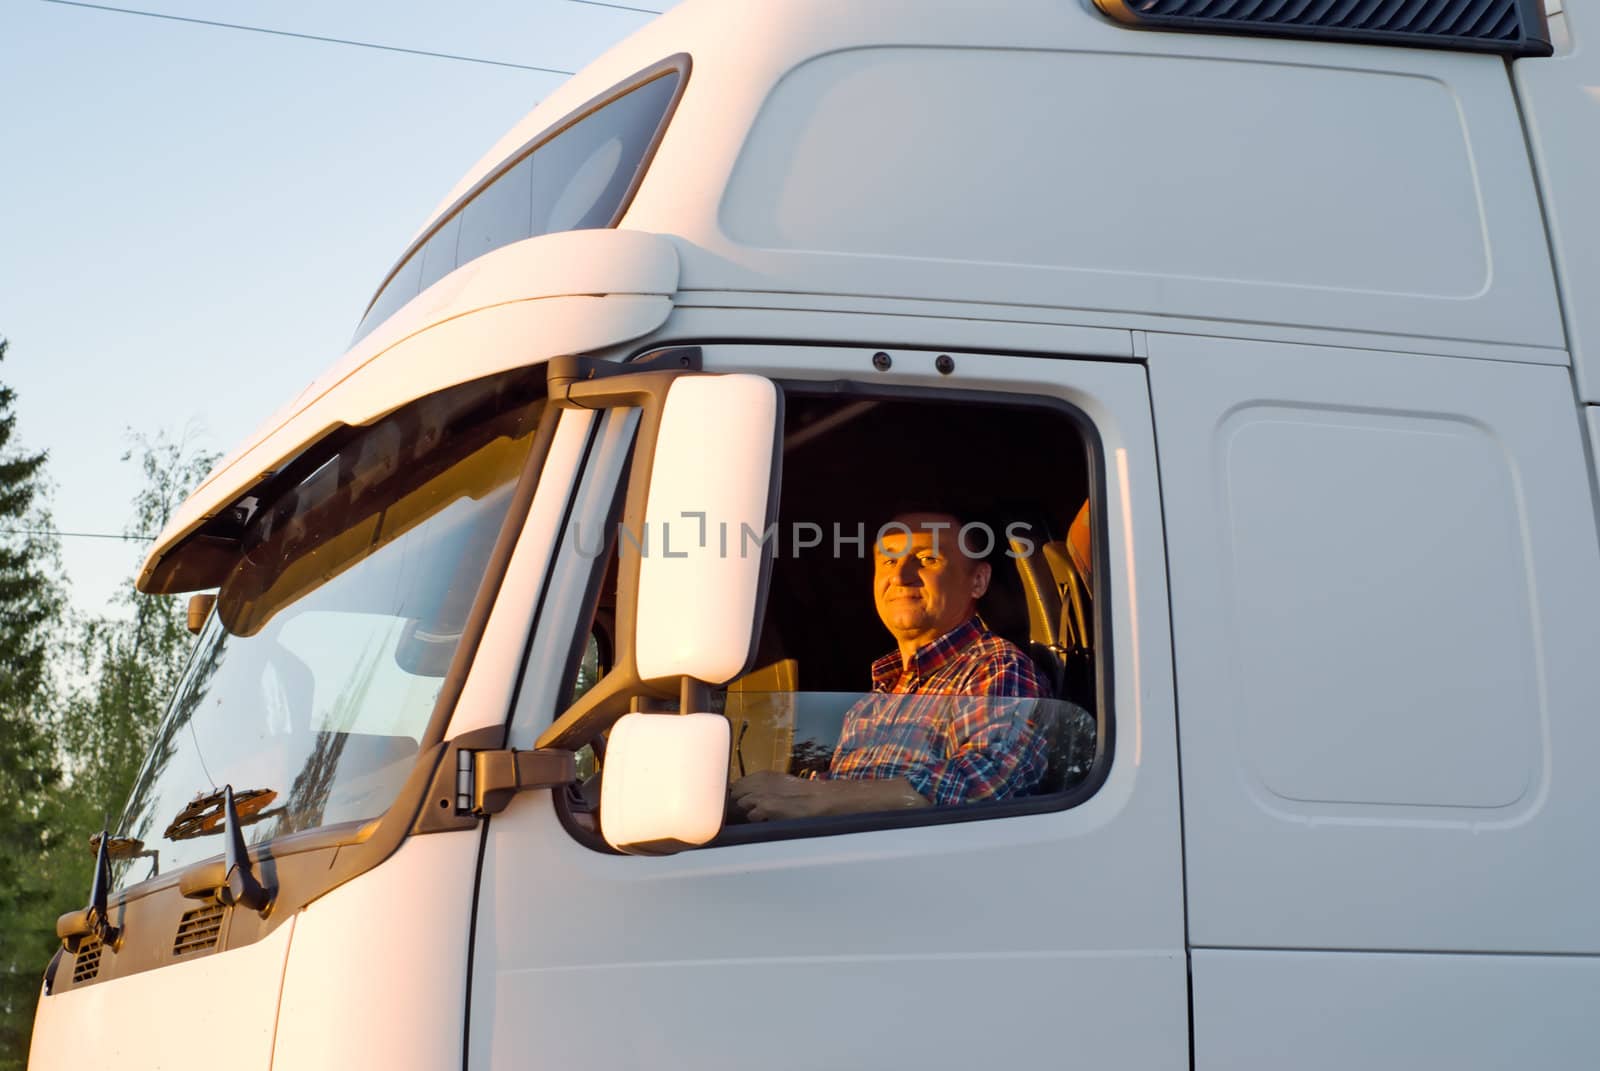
<box><xmin>29</xmin><ymin>916</ymin><xmax>292</xmax><ymax>1071</ymax></box>
<box><xmin>1153</xmin><ymin>333</ymin><xmax>1600</xmax><ymax>953</ymax></box>
<box><xmin>1221</xmin><ymin>408</ymin><xmax>1537</xmax><ymax>809</ymax></box>
<box><xmin>1192</xmin><ymin>949</ymin><xmax>1600</xmax><ymax>1071</ymax></box>
<box><xmin>1515</xmin><ymin>5</ymin><xmax>1600</xmax><ymax>397</ymax></box>
<box><xmin>140</xmin><ymin>291</ymin><xmax>670</xmax><ymax>591</ymax></box>
<box><xmin>271</xmin><ymin>831</ymin><xmax>480</xmax><ymax>1070</ymax></box>
<box><xmin>475</xmin><ymin>343</ymin><xmax>1189</xmax><ymax>1069</ymax></box>
<box><xmin>399</xmin><ymin>1</ymin><xmax>1563</xmax><ymax>358</ymax></box>
<box><xmin>445</xmin><ymin>408</ymin><xmax>597</xmax><ymax>736</ymax></box>
<box><xmin>725</xmin><ymin>50</ymin><xmax>1492</xmax><ymax>302</ymax></box>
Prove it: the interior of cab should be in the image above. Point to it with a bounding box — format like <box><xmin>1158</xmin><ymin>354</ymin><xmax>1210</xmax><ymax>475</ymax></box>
<box><xmin>566</xmin><ymin>388</ymin><xmax>1105</xmax><ymax>826</ymax></box>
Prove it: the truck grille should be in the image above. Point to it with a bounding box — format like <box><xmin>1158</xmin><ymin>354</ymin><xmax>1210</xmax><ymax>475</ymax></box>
<box><xmin>172</xmin><ymin>903</ymin><xmax>225</xmax><ymax>957</ymax></box>
<box><xmin>72</xmin><ymin>935</ymin><xmax>103</xmax><ymax>983</ymax></box>
<box><xmin>1095</xmin><ymin>0</ymin><xmax>1550</xmax><ymax>55</ymax></box>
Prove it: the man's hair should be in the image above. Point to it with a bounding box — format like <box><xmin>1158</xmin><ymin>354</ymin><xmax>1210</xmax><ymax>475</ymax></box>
<box><xmin>874</xmin><ymin>507</ymin><xmax>995</xmax><ymax>564</ymax></box>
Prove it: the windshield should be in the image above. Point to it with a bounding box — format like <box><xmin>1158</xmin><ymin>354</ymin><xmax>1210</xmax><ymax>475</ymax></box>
<box><xmin>112</xmin><ymin>371</ymin><xmax>546</xmax><ymax>889</ymax></box>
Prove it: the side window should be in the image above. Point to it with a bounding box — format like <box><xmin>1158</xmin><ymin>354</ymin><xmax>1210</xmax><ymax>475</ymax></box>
<box><xmin>559</xmin><ymin>389</ymin><xmax>1107</xmax><ymax>844</ymax></box>
<box><xmin>353</xmin><ymin>65</ymin><xmax>684</xmax><ymax>343</ymax></box>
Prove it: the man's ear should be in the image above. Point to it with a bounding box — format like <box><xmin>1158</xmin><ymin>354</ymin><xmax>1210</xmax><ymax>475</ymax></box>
<box><xmin>970</xmin><ymin>561</ymin><xmax>992</xmax><ymax>599</ymax></box>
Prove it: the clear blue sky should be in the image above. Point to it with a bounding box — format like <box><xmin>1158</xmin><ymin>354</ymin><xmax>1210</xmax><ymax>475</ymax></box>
<box><xmin>1</xmin><ymin>0</ymin><xmax>668</xmax><ymax>616</ymax></box>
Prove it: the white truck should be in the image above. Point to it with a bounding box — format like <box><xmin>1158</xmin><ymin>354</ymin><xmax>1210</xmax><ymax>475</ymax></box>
<box><xmin>29</xmin><ymin>0</ymin><xmax>1600</xmax><ymax>1066</ymax></box>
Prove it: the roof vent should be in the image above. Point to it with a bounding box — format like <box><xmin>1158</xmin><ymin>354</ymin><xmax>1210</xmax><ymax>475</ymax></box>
<box><xmin>172</xmin><ymin>903</ymin><xmax>226</xmax><ymax>957</ymax></box>
<box><xmin>71</xmin><ymin>935</ymin><xmax>103</xmax><ymax>984</ymax></box>
<box><xmin>1093</xmin><ymin>0</ymin><xmax>1552</xmax><ymax>56</ymax></box>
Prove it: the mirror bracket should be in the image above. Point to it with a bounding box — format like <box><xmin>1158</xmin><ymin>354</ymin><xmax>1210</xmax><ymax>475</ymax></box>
<box><xmin>470</xmin><ymin>747</ymin><xmax>578</xmax><ymax>816</ymax></box>
<box><xmin>547</xmin><ymin>346</ymin><xmax>701</xmax><ymax>409</ymax></box>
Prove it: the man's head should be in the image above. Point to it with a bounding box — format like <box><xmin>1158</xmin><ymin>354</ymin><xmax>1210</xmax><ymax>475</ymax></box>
<box><xmin>873</xmin><ymin>511</ymin><xmax>992</xmax><ymax>652</ymax></box>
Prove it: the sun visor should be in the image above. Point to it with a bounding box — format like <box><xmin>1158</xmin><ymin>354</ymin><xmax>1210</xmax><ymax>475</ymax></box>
<box><xmin>138</xmin><ymin>230</ymin><xmax>678</xmax><ymax>594</ymax></box>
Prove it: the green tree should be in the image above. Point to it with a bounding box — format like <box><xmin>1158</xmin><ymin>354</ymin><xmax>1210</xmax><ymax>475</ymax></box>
<box><xmin>55</xmin><ymin>432</ymin><xmax>219</xmax><ymax>858</ymax></box>
<box><xmin>0</xmin><ymin>337</ymin><xmax>68</xmax><ymax>1068</ymax></box>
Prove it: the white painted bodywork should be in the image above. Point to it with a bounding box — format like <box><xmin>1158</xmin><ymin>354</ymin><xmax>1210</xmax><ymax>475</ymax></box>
<box><xmin>1192</xmin><ymin>950</ymin><xmax>1600</xmax><ymax>1070</ymax></box>
<box><xmin>1152</xmin><ymin>334</ymin><xmax>1600</xmax><ymax>955</ymax></box>
<box><xmin>428</xmin><ymin>0</ymin><xmax>1564</xmax><ymax>363</ymax></box>
<box><xmin>29</xmin><ymin>917</ymin><xmax>293</xmax><ymax>1070</ymax></box>
<box><xmin>270</xmin><ymin>832</ymin><xmax>481</xmax><ymax>1069</ymax></box>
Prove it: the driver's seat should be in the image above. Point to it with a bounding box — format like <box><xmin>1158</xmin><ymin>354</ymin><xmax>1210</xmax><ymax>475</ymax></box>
<box><xmin>1010</xmin><ymin>502</ymin><xmax>1094</xmax><ymax>708</ymax></box>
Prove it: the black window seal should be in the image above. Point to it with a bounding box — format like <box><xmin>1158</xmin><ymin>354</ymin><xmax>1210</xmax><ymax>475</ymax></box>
<box><xmin>356</xmin><ymin>52</ymin><xmax>692</xmax><ymax>331</ymax></box>
<box><xmin>549</xmin><ymin>352</ymin><xmax>1120</xmax><ymax>853</ymax></box>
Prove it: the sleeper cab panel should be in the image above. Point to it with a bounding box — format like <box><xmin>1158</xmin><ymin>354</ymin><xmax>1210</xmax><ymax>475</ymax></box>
<box><xmin>1151</xmin><ymin>334</ymin><xmax>1600</xmax><ymax>954</ymax></box>
<box><xmin>690</xmin><ymin>43</ymin><xmax>1559</xmax><ymax>351</ymax></box>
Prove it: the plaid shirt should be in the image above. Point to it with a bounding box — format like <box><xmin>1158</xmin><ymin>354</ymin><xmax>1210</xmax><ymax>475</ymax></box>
<box><xmin>821</xmin><ymin>617</ymin><xmax>1050</xmax><ymax>805</ymax></box>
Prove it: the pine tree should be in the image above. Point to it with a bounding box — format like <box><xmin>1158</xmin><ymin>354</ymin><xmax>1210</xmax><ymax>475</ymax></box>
<box><xmin>0</xmin><ymin>337</ymin><xmax>67</xmax><ymax>1069</ymax></box>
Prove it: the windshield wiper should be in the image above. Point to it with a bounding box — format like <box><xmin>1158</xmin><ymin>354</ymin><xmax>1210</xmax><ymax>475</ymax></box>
<box><xmin>175</xmin><ymin>785</ymin><xmax>277</xmax><ymax>914</ymax></box>
<box><xmin>163</xmin><ymin>786</ymin><xmax>280</xmax><ymax>841</ymax></box>
<box><xmin>55</xmin><ymin>825</ymin><xmax>122</xmax><ymax>953</ymax></box>
<box><xmin>88</xmin><ymin>832</ymin><xmax>161</xmax><ymax>877</ymax></box>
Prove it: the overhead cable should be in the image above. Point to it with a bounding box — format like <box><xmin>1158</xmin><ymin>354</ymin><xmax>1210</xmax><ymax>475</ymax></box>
<box><xmin>37</xmin><ymin>0</ymin><xmax>575</xmax><ymax>75</ymax></box>
<box><xmin>567</xmin><ymin>0</ymin><xmax>664</xmax><ymax>14</ymax></box>
<box><xmin>0</xmin><ymin>528</ymin><xmax>154</xmax><ymax>542</ymax></box>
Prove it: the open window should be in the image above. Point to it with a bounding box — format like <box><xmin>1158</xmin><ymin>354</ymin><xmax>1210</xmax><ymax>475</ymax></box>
<box><xmin>555</xmin><ymin>380</ymin><xmax>1109</xmax><ymax>848</ymax></box>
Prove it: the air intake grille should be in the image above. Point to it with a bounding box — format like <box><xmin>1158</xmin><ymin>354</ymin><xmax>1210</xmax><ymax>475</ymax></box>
<box><xmin>72</xmin><ymin>935</ymin><xmax>103</xmax><ymax>984</ymax></box>
<box><xmin>1094</xmin><ymin>0</ymin><xmax>1551</xmax><ymax>56</ymax></box>
<box><xmin>172</xmin><ymin>904</ymin><xmax>225</xmax><ymax>957</ymax></box>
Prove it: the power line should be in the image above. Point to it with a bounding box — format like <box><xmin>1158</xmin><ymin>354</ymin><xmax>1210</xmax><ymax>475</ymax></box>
<box><xmin>1</xmin><ymin>528</ymin><xmax>154</xmax><ymax>542</ymax></box>
<box><xmin>37</xmin><ymin>0</ymin><xmax>576</xmax><ymax>76</ymax></box>
<box><xmin>567</xmin><ymin>0</ymin><xmax>664</xmax><ymax>13</ymax></box>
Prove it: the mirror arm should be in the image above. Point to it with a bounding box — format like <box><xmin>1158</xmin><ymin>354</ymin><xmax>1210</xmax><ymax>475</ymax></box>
<box><xmin>536</xmin><ymin>661</ymin><xmax>674</xmax><ymax>751</ymax></box>
<box><xmin>680</xmin><ymin>677</ymin><xmax>712</xmax><ymax>715</ymax></box>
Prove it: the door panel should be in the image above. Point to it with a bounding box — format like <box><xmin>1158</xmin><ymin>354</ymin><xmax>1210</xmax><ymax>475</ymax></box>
<box><xmin>468</xmin><ymin>346</ymin><xmax>1187</xmax><ymax>1069</ymax></box>
<box><xmin>1152</xmin><ymin>333</ymin><xmax>1600</xmax><ymax>954</ymax></box>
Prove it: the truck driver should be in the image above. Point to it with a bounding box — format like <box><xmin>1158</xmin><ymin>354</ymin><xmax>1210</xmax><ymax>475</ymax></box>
<box><xmin>730</xmin><ymin>511</ymin><xmax>1050</xmax><ymax>821</ymax></box>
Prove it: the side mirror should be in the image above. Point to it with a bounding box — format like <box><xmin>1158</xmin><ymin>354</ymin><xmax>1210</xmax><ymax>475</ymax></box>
<box><xmin>186</xmin><ymin>593</ymin><xmax>216</xmax><ymax>635</ymax></box>
<box><xmin>537</xmin><ymin>371</ymin><xmax>781</xmax><ymax>755</ymax></box>
<box><xmin>600</xmin><ymin>713</ymin><xmax>730</xmax><ymax>853</ymax></box>
<box><xmin>634</xmin><ymin>374</ymin><xmax>780</xmax><ymax>684</ymax></box>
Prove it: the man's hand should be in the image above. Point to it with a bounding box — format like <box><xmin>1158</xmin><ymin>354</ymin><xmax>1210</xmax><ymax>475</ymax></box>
<box><xmin>730</xmin><ymin>770</ymin><xmax>930</xmax><ymax>822</ymax></box>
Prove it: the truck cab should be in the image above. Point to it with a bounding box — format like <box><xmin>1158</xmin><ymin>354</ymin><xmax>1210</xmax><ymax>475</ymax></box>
<box><xmin>30</xmin><ymin>0</ymin><xmax>1600</xmax><ymax>1066</ymax></box>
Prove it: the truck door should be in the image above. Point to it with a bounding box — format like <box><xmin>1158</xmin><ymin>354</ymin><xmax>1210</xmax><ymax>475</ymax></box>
<box><xmin>465</xmin><ymin>342</ymin><xmax>1188</xmax><ymax>1068</ymax></box>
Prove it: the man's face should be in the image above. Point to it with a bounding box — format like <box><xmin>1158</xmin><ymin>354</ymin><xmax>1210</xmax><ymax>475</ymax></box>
<box><xmin>873</xmin><ymin>515</ymin><xmax>991</xmax><ymax>645</ymax></box>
